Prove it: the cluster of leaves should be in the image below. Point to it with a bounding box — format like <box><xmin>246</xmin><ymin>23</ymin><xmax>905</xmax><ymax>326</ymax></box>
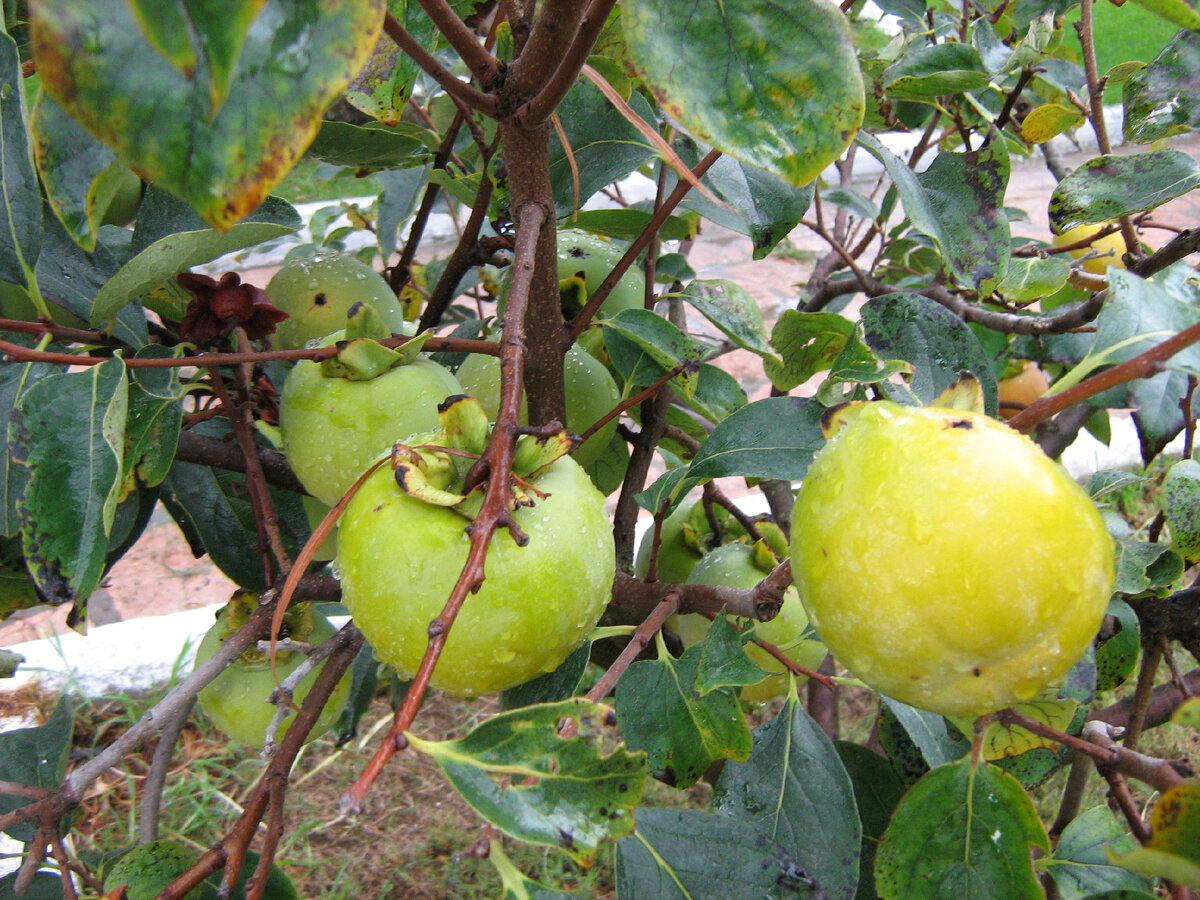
<box><xmin>2</xmin><ymin>0</ymin><xmax>1200</xmax><ymax>898</ymax></box>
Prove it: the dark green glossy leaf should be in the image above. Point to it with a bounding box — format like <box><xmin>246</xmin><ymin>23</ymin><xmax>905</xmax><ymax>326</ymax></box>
<box><xmin>685</xmin><ymin>363</ymin><xmax>748</xmax><ymax>424</ymax></box>
<box><xmin>376</xmin><ymin>165</ymin><xmax>430</xmax><ymax>258</ymax></box>
<box><xmin>1132</xmin><ymin>370</ymin><xmax>1189</xmax><ymax>461</ymax></box>
<box><xmin>1113</xmin><ymin>539</ymin><xmax>1184</xmax><ymax>594</ymax></box>
<box><xmin>0</xmin><ymin>30</ymin><xmax>41</xmax><ymax>290</ymax></box>
<box><xmin>1038</xmin><ymin>806</ymin><xmax>1150</xmax><ymax>900</ymax></box>
<box><xmin>675</xmin><ymin>148</ymin><xmax>814</xmax><ymax>258</ymax></box>
<box><xmin>860</xmin><ymin>292</ymin><xmax>999</xmax><ymax>413</ymax></box>
<box><xmin>1049</xmin><ymin>149</ymin><xmax>1200</xmax><ymax>233</ymax></box>
<box><xmin>566</xmin><ymin>209</ymin><xmax>694</xmax><ymax>243</ymax></box>
<box><xmin>765</xmin><ymin>310</ymin><xmax>855</xmax><ymax>390</ymax></box>
<box><xmin>91</xmin><ymin>193</ymin><xmax>299</xmax><ymax>324</ymax></box>
<box><xmin>305</xmin><ymin>120</ymin><xmax>430</xmax><ymax>170</ymax></box>
<box><xmin>834</xmin><ymin>741</ymin><xmax>906</xmax><ymax>900</ymax></box>
<box><xmin>674</xmin><ymin>279</ymin><xmax>771</xmax><ymax>356</ymax></box>
<box><xmin>694</xmin><ymin>614</ymin><xmax>771</xmax><ymax>695</ymax></box>
<box><xmin>0</xmin><ymin>696</ymin><xmax>73</xmax><ymax>842</ymax></box>
<box><xmin>687</xmin><ymin>396</ymin><xmax>827</xmax><ymax>485</ymax></box>
<box><xmin>501</xmin><ymin>642</ymin><xmax>592</xmax><ymax>710</ymax></box>
<box><xmin>333</xmin><ymin>642</ymin><xmax>379</xmax><ymax>746</ymax></box>
<box><xmin>549</xmin><ymin>78</ymin><xmax>656</xmax><ymax>217</ymax></box>
<box><xmin>623</xmin><ymin>0</ymin><xmax>864</xmax><ymax>187</ymax></box>
<box><xmin>615</xmin><ymin>643</ymin><xmax>752</xmax><ymax>788</ymax></box>
<box><xmin>634</xmin><ymin>468</ymin><xmax>691</xmax><ymax>517</ymax></box>
<box><xmin>10</xmin><ymin>358</ymin><xmax>127</xmax><ymax>605</ymax></box>
<box><xmin>0</xmin><ymin>344</ymin><xmax>57</xmax><ymax>536</ymax></box>
<box><xmin>603</xmin><ymin>309</ymin><xmax>705</xmax><ymax>399</ymax></box>
<box><xmin>882</xmin><ymin>43</ymin><xmax>990</xmax><ymax>99</ymax></box>
<box><xmin>875</xmin><ymin>757</ymin><xmax>1050</xmax><ymax>899</ymax></box>
<box><xmin>408</xmin><ymin>699</ymin><xmax>646</xmax><ymax>865</ymax></box>
<box><xmin>159</xmin><ymin>419</ymin><xmax>310</xmax><ymax>591</ymax></box>
<box><xmin>714</xmin><ymin>693</ymin><xmax>862</xmax><ymax>900</ymax></box>
<box><xmin>124</xmin><ymin>348</ymin><xmax>186</xmax><ymax>489</ymax></box>
<box><xmin>827</xmin><ymin>323</ymin><xmax>915</xmax><ymax>390</ymax></box>
<box><xmin>616</xmin><ymin>808</ymin><xmax>794</xmax><ymax>899</ymax></box>
<box><xmin>1096</xmin><ymin>597</ymin><xmax>1140</xmax><ymax>692</ymax></box>
<box><xmin>879</xmin><ymin>697</ymin><xmax>970</xmax><ymax>773</ymax></box>
<box><xmin>0</xmin><ymin>873</ymin><xmax>70</xmax><ymax>899</ymax></box>
<box><xmin>32</xmin><ymin>0</ymin><xmax>385</xmax><ymax>229</ymax></box>
<box><xmin>1124</xmin><ymin>30</ymin><xmax>1200</xmax><ymax>142</ymax></box>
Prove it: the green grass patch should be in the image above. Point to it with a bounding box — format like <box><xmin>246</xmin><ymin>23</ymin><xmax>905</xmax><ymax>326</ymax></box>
<box><xmin>1064</xmin><ymin>1</ymin><xmax>1180</xmax><ymax>98</ymax></box>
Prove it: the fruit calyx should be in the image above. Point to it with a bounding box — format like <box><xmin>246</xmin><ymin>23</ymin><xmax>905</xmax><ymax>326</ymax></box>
<box><xmin>212</xmin><ymin>590</ymin><xmax>315</xmax><ymax>666</ymax></box>
<box><xmin>389</xmin><ymin>395</ymin><xmax>576</xmax><ymax>519</ymax></box>
<box><xmin>319</xmin><ymin>302</ymin><xmax>430</xmax><ymax>382</ymax></box>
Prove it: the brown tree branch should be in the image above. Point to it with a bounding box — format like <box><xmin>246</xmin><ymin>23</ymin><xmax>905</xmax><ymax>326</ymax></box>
<box><xmin>410</xmin><ymin>0</ymin><xmax>501</xmax><ymax>88</ymax></box>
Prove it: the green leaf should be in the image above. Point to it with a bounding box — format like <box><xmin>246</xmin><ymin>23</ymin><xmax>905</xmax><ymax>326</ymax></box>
<box><xmin>407</xmin><ymin>699</ymin><xmax>646</xmax><ymax>866</ymax></box>
<box><xmin>1038</xmin><ymin>807</ymin><xmax>1150</xmax><ymax>900</ymax></box>
<box><xmin>860</xmin><ymin>292</ymin><xmax>999</xmax><ymax>414</ymax></box>
<box><xmin>1096</xmin><ymin>598</ymin><xmax>1140</xmax><ymax>692</ymax></box>
<box><xmin>674</xmin><ymin>279</ymin><xmax>771</xmax><ymax>356</ymax></box>
<box><xmin>32</xmin><ymin>0</ymin><xmax>386</xmax><ymax>229</ymax></box>
<box><xmin>91</xmin><ymin>193</ymin><xmax>299</xmax><ymax>324</ymax></box>
<box><xmin>875</xmin><ymin>757</ymin><xmax>1050</xmax><ymax>899</ymax></box>
<box><xmin>550</xmin><ymin>78</ymin><xmax>656</xmax><ymax>217</ymax></box>
<box><xmin>1048</xmin><ymin>149</ymin><xmax>1200</xmax><ymax>233</ymax></box>
<box><xmin>490</xmin><ymin>840</ymin><xmax>577</xmax><ymax>900</ymax></box>
<box><xmin>603</xmin><ymin>309</ymin><xmax>706</xmax><ymax>399</ymax></box>
<box><xmin>694</xmin><ymin>614</ymin><xmax>772</xmax><ymax>695</ymax></box>
<box><xmin>304</xmin><ymin>120</ymin><xmax>430</xmax><ymax>170</ymax></box>
<box><xmin>879</xmin><ymin>697</ymin><xmax>970</xmax><ymax>775</ymax></box>
<box><xmin>1126</xmin><ymin>0</ymin><xmax>1200</xmax><ymax>31</ymax></box>
<box><xmin>675</xmin><ymin>146</ymin><xmax>815</xmax><ymax>258</ymax></box>
<box><xmin>0</xmin><ymin>696</ymin><xmax>73</xmax><ymax>842</ymax></box>
<box><xmin>30</xmin><ymin>89</ymin><xmax>120</xmax><ymax>252</ymax></box>
<box><xmin>500</xmin><ymin>642</ymin><xmax>592</xmax><ymax>711</ymax></box>
<box><xmin>130</xmin><ymin>0</ymin><xmax>266</xmax><ymax>114</ymax></box>
<box><xmin>1132</xmin><ymin>370</ymin><xmax>1190</xmax><ymax>460</ymax></box>
<box><xmin>826</xmin><ymin>324</ymin><xmax>915</xmax><ymax>391</ymax></box>
<box><xmin>634</xmin><ymin>468</ymin><xmax>691</xmax><ymax>517</ymax></box>
<box><xmin>1113</xmin><ymin>539</ymin><xmax>1184</xmax><ymax>594</ymax></box>
<box><xmin>1114</xmin><ymin>782</ymin><xmax>1200</xmax><ymax>887</ymax></box>
<box><xmin>566</xmin><ymin>209</ymin><xmax>694</xmax><ymax>243</ymax></box>
<box><xmin>1124</xmin><ymin>30</ymin><xmax>1200</xmax><ymax>143</ymax></box>
<box><xmin>822</xmin><ymin>187</ymin><xmax>880</xmax><ymax>220</ymax></box>
<box><xmin>123</xmin><ymin>351</ymin><xmax>185</xmax><ymax>491</ymax></box>
<box><xmin>765</xmin><ymin>310</ymin><xmax>855</xmax><ymax>390</ymax></box>
<box><xmin>333</xmin><ymin>642</ymin><xmax>380</xmax><ymax>746</ymax></box>
<box><xmin>686</xmin><ymin>396</ymin><xmax>827</xmax><ymax>486</ymax></box>
<box><xmin>713</xmin><ymin>692</ymin><xmax>862</xmax><ymax>900</ymax></box>
<box><xmin>0</xmin><ymin>29</ymin><xmax>42</xmax><ymax>291</ymax></box>
<box><xmin>1174</xmin><ymin>697</ymin><xmax>1200</xmax><ymax>729</ymax></box>
<box><xmin>1020</xmin><ymin>103</ymin><xmax>1086</xmax><ymax>144</ymax></box>
<box><xmin>616</xmin><ymin>807</ymin><xmax>795</xmax><ymax>899</ymax></box>
<box><xmin>622</xmin><ymin>0</ymin><xmax>865</xmax><ymax>187</ymax></box>
<box><xmin>685</xmin><ymin>364</ymin><xmax>748</xmax><ymax>424</ymax></box>
<box><xmin>343</xmin><ymin>0</ymin><xmax>433</xmax><ymax>126</ymax></box>
<box><xmin>0</xmin><ymin>346</ymin><xmax>57</xmax><ymax>536</ymax></box>
<box><xmin>1086</xmin><ymin>470</ymin><xmax>1146</xmax><ymax>501</ymax></box>
<box><xmin>997</xmin><ymin>256</ymin><xmax>1071</xmax><ymax>303</ymax></box>
<box><xmin>1163</xmin><ymin>458</ymin><xmax>1200</xmax><ymax>560</ymax></box>
<box><xmin>835</xmin><ymin>742</ymin><xmax>906</xmax><ymax>900</ymax></box>
<box><xmin>882</xmin><ymin>43</ymin><xmax>991</xmax><ymax>99</ymax></box>
<box><xmin>615</xmin><ymin>643</ymin><xmax>752</xmax><ymax>788</ymax></box>
<box><xmin>10</xmin><ymin>358</ymin><xmax>127</xmax><ymax>605</ymax></box>
<box><xmin>159</xmin><ymin>419</ymin><xmax>310</xmax><ymax>591</ymax></box>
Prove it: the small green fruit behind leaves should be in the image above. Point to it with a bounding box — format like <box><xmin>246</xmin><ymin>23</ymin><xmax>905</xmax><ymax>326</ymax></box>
<box><xmin>103</xmin><ymin>840</ymin><xmax>203</xmax><ymax>900</ymax></box>
<box><xmin>1162</xmin><ymin>458</ymin><xmax>1200</xmax><ymax>561</ymax></box>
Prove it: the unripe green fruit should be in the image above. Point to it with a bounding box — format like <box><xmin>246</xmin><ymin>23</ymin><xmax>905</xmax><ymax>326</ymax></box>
<box><xmin>279</xmin><ymin>355</ymin><xmax>462</xmax><ymax>506</ymax></box>
<box><xmin>338</xmin><ymin>451</ymin><xmax>615</xmax><ymax>697</ymax></box>
<box><xmin>555</xmin><ymin>228</ymin><xmax>645</xmax><ymax>320</ymax></box>
<box><xmin>673</xmin><ymin>543</ymin><xmax>826</xmax><ymax>703</ymax></box>
<box><xmin>195</xmin><ymin>609</ymin><xmax>351</xmax><ymax>747</ymax></box>
<box><xmin>791</xmin><ymin>401</ymin><xmax>1115</xmax><ymax>717</ymax></box>
<box><xmin>103</xmin><ymin>840</ymin><xmax>203</xmax><ymax>900</ymax></box>
<box><xmin>454</xmin><ymin>342</ymin><xmax>621</xmax><ymax>468</ymax></box>
<box><xmin>266</xmin><ymin>252</ymin><xmax>410</xmax><ymax>349</ymax></box>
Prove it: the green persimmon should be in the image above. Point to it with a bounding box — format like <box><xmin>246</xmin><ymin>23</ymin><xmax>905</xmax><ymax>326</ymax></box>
<box><xmin>454</xmin><ymin>341</ymin><xmax>621</xmax><ymax>468</ymax></box>
<box><xmin>194</xmin><ymin>601</ymin><xmax>351</xmax><ymax>748</ymax></box>
<box><xmin>338</xmin><ymin>440</ymin><xmax>614</xmax><ymax>697</ymax></box>
<box><xmin>103</xmin><ymin>841</ymin><xmax>203</xmax><ymax>900</ymax></box>
<box><xmin>279</xmin><ymin>352</ymin><xmax>461</xmax><ymax>507</ymax></box>
<box><xmin>266</xmin><ymin>252</ymin><xmax>410</xmax><ymax>350</ymax></box>
<box><xmin>673</xmin><ymin>543</ymin><xmax>825</xmax><ymax>703</ymax></box>
<box><xmin>791</xmin><ymin>401</ymin><xmax>1115</xmax><ymax>717</ymax></box>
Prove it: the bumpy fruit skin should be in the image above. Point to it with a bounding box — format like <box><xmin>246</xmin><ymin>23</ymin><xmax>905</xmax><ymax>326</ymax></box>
<box><xmin>338</xmin><ymin>454</ymin><xmax>615</xmax><ymax>697</ymax></box>
<box><xmin>103</xmin><ymin>840</ymin><xmax>202</xmax><ymax>900</ymax></box>
<box><xmin>266</xmin><ymin>252</ymin><xmax>410</xmax><ymax>349</ymax></box>
<box><xmin>790</xmin><ymin>402</ymin><xmax>1114</xmax><ymax>717</ymax></box>
<box><xmin>674</xmin><ymin>543</ymin><xmax>826</xmax><ymax>703</ymax></box>
<box><xmin>1052</xmin><ymin>223</ymin><xmax>1128</xmax><ymax>275</ymax></box>
<box><xmin>455</xmin><ymin>342</ymin><xmax>620</xmax><ymax>467</ymax></box>
<box><xmin>195</xmin><ymin>612</ymin><xmax>351</xmax><ymax>747</ymax></box>
<box><xmin>279</xmin><ymin>356</ymin><xmax>462</xmax><ymax>506</ymax></box>
<box><xmin>997</xmin><ymin>362</ymin><xmax>1050</xmax><ymax>419</ymax></box>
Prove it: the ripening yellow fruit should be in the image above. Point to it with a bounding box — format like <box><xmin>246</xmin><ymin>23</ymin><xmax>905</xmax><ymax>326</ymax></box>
<box><xmin>790</xmin><ymin>401</ymin><xmax>1114</xmax><ymax>717</ymax></box>
<box><xmin>1051</xmin><ymin>223</ymin><xmax>1128</xmax><ymax>275</ymax></box>
<box><xmin>997</xmin><ymin>362</ymin><xmax>1050</xmax><ymax>419</ymax></box>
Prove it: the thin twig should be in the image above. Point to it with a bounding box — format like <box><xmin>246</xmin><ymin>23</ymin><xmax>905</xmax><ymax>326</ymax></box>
<box><xmin>138</xmin><ymin>695</ymin><xmax>197</xmax><ymax>844</ymax></box>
